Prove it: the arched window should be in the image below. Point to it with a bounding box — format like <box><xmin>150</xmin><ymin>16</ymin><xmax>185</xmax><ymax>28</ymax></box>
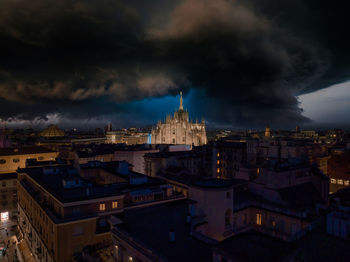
<box><xmin>225</xmin><ymin>209</ymin><xmax>232</xmax><ymax>226</ymax></box>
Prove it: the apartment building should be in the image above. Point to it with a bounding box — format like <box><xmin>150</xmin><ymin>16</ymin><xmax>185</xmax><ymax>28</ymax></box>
<box><xmin>0</xmin><ymin>146</ymin><xmax>59</xmax><ymax>174</ymax></box>
<box><xmin>17</xmin><ymin>165</ymin><xmax>124</xmax><ymax>262</ymax></box>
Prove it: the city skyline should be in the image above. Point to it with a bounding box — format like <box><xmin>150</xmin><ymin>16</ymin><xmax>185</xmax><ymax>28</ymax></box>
<box><xmin>0</xmin><ymin>0</ymin><xmax>350</xmax><ymax>129</ymax></box>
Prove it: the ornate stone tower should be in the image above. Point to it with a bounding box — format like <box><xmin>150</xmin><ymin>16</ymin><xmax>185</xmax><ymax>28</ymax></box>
<box><xmin>151</xmin><ymin>92</ymin><xmax>207</xmax><ymax>146</ymax></box>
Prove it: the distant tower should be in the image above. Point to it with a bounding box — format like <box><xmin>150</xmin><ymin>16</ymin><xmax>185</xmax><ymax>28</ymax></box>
<box><xmin>265</xmin><ymin>126</ymin><xmax>271</xmax><ymax>137</ymax></box>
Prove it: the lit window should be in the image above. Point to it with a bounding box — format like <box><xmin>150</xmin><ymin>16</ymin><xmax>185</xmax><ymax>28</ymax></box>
<box><xmin>112</xmin><ymin>201</ymin><xmax>118</xmax><ymax>209</ymax></box>
<box><xmin>345</xmin><ymin>180</ymin><xmax>350</xmax><ymax>186</ymax></box>
<box><xmin>217</xmin><ymin>168</ymin><xmax>220</xmax><ymax>174</ymax></box>
<box><xmin>330</xmin><ymin>178</ymin><xmax>336</xmax><ymax>184</ymax></box>
<box><xmin>217</xmin><ymin>153</ymin><xmax>220</xmax><ymax>157</ymax></box>
<box><xmin>99</xmin><ymin>203</ymin><xmax>106</xmax><ymax>211</ymax></box>
<box><xmin>129</xmin><ymin>257</ymin><xmax>133</xmax><ymax>261</ymax></box>
<box><xmin>337</xmin><ymin>179</ymin><xmax>343</xmax><ymax>185</ymax></box>
<box><xmin>256</xmin><ymin>213</ymin><xmax>262</xmax><ymax>225</ymax></box>
<box><xmin>217</xmin><ymin>160</ymin><xmax>220</xmax><ymax>165</ymax></box>
<box><xmin>1</xmin><ymin>212</ymin><xmax>9</xmax><ymax>221</ymax></box>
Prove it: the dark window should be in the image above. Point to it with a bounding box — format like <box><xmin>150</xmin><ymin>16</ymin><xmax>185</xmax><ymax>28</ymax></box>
<box><xmin>225</xmin><ymin>209</ymin><xmax>232</xmax><ymax>226</ymax></box>
<box><xmin>13</xmin><ymin>158</ymin><xmax>20</xmax><ymax>163</ymax></box>
<box><xmin>0</xmin><ymin>159</ymin><xmax>6</xmax><ymax>164</ymax></box>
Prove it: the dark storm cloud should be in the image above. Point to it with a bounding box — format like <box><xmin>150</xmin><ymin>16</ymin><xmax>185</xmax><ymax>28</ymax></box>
<box><xmin>0</xmin><ymin>0</ymin><xmax>349</xmax><ymax>127</ymax></box>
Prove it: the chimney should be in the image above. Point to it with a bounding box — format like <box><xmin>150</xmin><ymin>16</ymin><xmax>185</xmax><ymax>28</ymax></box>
<box><xmin>169</xmin><ymin>229</ymin><xmax>175</xmax><ymax>243</ymax></box>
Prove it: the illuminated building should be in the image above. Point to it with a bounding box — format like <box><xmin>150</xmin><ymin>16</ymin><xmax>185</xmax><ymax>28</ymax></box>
<box><xmin>17</xmin><ymin>161</ymin><xmax>176</xmax><ymax>262</ymax></box>
<box><xmin>39</xmin><ymin>125</ymin><xmax>65</xmax><ymax>138</ymax></box>
<box><xmin>0</xmin><ymin>146</ymin><xmax>59</xmax><ymax>174</ymax></box>
<box><xmin>106</xmin><ymin>129</ymin><xmax>150</xmax><ymax>145</ymax></box>
<box><xmin>264</xmin><ymin>126</ymin><xmax>271</xmax><ymax>137</ymax></box>
<box><xmin>0</xmin><ymin>173</ymin><xmax>17</xmax><ymax>224</ymax></box>
<box><xmin>151</xmin><ymin>92</ymin><xmax>207</xmax><ymax>147</ymax></box>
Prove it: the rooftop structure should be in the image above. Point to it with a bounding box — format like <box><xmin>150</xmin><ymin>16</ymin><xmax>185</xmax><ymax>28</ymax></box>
<box><xmin>39</xmin><ymin>124</ymin><xmax>65</xmax><ymax>137</ymax></box>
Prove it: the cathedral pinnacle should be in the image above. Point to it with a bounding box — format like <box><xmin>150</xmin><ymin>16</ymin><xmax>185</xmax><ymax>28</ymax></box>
<box><xmin>179</xmin><ymin>91</ymin><xmax>184</xmax><ymax>111</ymax></box>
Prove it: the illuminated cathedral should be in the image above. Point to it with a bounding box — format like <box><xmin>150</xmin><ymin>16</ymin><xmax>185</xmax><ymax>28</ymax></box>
<box><xmin>151</xmin><ymin>92</ymin><xmax>207</xmax><ymax>146</ymax></box>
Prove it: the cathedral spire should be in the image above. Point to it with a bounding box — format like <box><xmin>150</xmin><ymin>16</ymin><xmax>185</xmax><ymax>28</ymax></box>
<box><xmin>179</xmin><ymin>91</ymin><xmax>184</xmax><ymax>111</ymax></box>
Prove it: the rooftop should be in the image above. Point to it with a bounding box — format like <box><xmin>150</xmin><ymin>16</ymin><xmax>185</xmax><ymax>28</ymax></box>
<box><xmin>19</xmin><ymin>165</ymin><xmax>124</xmax><ymax>203</ymax></box>
<box><xmin>0</xmin><ymin>146</ymin><xmax>57</xmax><ymax>156</ymax></box>
<box><xmin>40</xmin><ymin>124</ymin><xmax>65</xmax><ymax>137</ymax></box>
<box><xmin>191</xmin><ymin>178</ymin><xmax>245</xmax><ymax>189</ymax></box>
<box><xmin>216</xmin><ymin>231</ymin><xmax>294</xmax><ymax>262</ymax></box>
<box><xmin>113</xmin><ymin>200</ymin><xmax>212</xmax><ymax>262</ymax></box>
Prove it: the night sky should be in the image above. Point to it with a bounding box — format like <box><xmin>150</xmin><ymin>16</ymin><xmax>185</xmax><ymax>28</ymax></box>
<box><xmin>0</xmin><ymin>0</ymin><xmax>350</xmax><ymax>129</ymax></box>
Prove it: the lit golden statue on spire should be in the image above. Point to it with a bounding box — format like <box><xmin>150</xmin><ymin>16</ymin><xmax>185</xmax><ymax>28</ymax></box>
<box><xmin>179</xmin><ymin>91</ymin><xmax>184</xmax><ymax>111</ymax></box>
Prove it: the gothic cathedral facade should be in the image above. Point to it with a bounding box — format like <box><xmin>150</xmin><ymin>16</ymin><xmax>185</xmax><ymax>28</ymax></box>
<box><xmin>151</xmin><ymin>92</ymin><xmax>207</xmax><ymax>146</ymax></box>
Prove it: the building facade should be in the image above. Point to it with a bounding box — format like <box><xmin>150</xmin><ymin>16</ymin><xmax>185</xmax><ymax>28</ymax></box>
<box><xmin>151</xmin><ymin>92</ymin><xmax>207</xmax><ymax>147</ymax></box>
<box><xmin>0</xmin><ymin>146</ymin><xmax>59</xmax><ymax>174</ymax></box>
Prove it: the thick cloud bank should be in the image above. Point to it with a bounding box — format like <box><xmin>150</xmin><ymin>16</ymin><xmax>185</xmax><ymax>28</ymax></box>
<box><xmin>0</xmin><ymin>0</ymin><xmax>349</xmax><ymax>127</ymax></box>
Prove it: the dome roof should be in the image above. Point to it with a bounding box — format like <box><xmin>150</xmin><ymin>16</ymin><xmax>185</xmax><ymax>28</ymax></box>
<box><xmin>40</xmin><ymin>125</ymin><xmax>65</xmax><ymax>137</ymax></box>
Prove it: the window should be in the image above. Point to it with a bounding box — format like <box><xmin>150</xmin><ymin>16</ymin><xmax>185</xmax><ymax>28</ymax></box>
<box><xmin>330</xmin><ymin>178</ymin><xmax>336</xmax><ymax>184</ymax></box>
<box><xmin>172</xmin><ymin>129</ymin><xmax>175</xmax><ymax>134</ymax></box>
<box><xmin>217</xmin><ymin>153</ymin><xmax>220</xmax><ymax>157</ymax></box>
<box><xmin>38</xmin><ymin>156</ymin><xmax>44</xmax><ymax>161</ymax></box>
<box><xmin>0</xmin><ymin>159</ymin><xmax>6</xmax><ymax>164</ymax></box>
<box><xmin>256</xmin><ymin>213</ymin><xmax>262</xmax><ymax>225</ymax></box>
<box><xmin>99</xmin><ymin>203</ymin><xmax>106</xmax><ymax>211</ymax></box>
<box><xmin>112</xmin><ymin>201</ymin><xmax>118</xmax><ymax>209</ymax></box>
<box><xmin>225</xmin><ymin>209</ymin><xmax>232</xmax><ymax>226</ymax></box>
<box><xmin>345</xmin><ymin>180</ymin><xmax>350</xmax><ymax>186</ymax></box>
<box><xmin>162</xmin><ymin>137</ymin><xmax>165</xmax><ymax>142</ymax></box>
<box><xmin>217</xmin><ymin>160</ymin><xmax>220</xmax><ymax>165</ymax></box>
<box><xmin>182</xmin><ymin>137</ymin><xmax>185</xmax><ymax>142</ymax></box>
<box><xmin>217</xmin><ymin>168</ymin><xmax>220</xmax><ymax>174</ymax></box>
<box><xmin>337</xmin><ymin>179</ymin><xmax>343</xmax><ymax>185</ymax></box>
<box><xmin>172</xmin><ymin>138</ymin><xmax>175</xmax><ymax>143</ymax></box>
<box><xmin>13</xmin><ymin>158</ymin><xmax>20</xmax><ymax>163</ymax></box>
<box><xmin>2</xmin><ymin>181</ymin><xmax>6</xmax><ymax>187</ymax></box>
